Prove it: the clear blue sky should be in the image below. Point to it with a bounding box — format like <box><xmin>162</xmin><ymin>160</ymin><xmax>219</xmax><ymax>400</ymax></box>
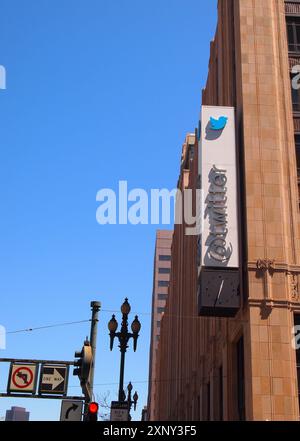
<box><xmin>0</xmin><ymin>0</ymin><xmax>217</xmax><ymax>420</ymax></box>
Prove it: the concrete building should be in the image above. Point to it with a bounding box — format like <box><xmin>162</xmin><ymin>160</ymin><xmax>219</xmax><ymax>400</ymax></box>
<box><xmin>147</xmin><ymin>230</ymin><xmax>173</xmax><ymax>421</ymax></box>
<box><xmin>154</xmin><ymin>0</ymin><xmax>300</xmax><ymax>421</ymax></box>
<box><xmin>5</xmin><ymin>406</ymin><xmax>30</xmax><ymax>421</ymax></box>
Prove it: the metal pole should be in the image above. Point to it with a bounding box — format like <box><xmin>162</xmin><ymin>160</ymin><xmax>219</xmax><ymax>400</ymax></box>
<box><xmin>127</xmin><ymin>384</ymin><xmax>132</xmax><ymax>421</ymax></box>
<box><xmin>0</xmin><ymin>358</ymin><xmax>74</xmax><ymax>365</ymax></box>
<box><xmin>82</xmin><ymin>301</ymin><xmax>101</xmax><ymax>422</ymax></box>
<box><xmin>89</xmin><ymin>301</ymin><xmax>101</xmax><ymax>400</ymax></box>
<box><xmin>0</xmin><ymin>393</ymin><xmax>84</xmax><ymax>400</ymax></box>
<box><xmin>118</xmin><ymin>350</ymin><xmax>126</xmax><ymax>402</ymax></box>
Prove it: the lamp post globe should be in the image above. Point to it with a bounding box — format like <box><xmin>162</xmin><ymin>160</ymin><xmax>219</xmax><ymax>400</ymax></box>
<box><xmin>121</xmin><ymin>298</ymin><xmax>131</xmax><ymax>315</ymax></box>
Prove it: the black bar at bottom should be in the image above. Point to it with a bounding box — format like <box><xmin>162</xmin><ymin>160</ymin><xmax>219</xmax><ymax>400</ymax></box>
<box><xmin>0</xmin><ymin>422</ymin><xmax>298</xmax><ymax>438</ymax></box>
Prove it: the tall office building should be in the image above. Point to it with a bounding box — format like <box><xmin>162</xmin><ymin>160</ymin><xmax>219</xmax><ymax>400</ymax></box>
<box><xmin>5</xmin><ymin>406</ymin><xmax>30</xmax><ymax>421</ymax></box>
<box><xmin>154</xmin><ymin>0</ymin><xmax>300</xmax><ymax>421</ymax></box>
<box><xmin>147</xmin><ymin>230</ymin><xmax>173</xmax><ymax>421</ymax></box>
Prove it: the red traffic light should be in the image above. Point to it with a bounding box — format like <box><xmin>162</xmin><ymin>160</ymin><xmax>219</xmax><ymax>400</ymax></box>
<box><xmin>88</xmin><ymin>402</ymin><xmax>99</xmax><ymax>414</ymax></box>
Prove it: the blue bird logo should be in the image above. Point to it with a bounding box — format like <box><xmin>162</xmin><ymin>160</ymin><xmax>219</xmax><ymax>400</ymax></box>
<box><xmin>209</xmin><ymin>116</ymin><xmax>228</xmax><ymax>131</ymax></box>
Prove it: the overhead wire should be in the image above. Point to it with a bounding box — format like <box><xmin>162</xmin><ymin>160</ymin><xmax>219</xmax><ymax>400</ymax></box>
<box><xmin>6</xmin><ymin>309</ymin><xmax>206</xmax><ymax>335</ymax></box>
<box><xmin>7</xmin><ymin>319</ymin><xmax>91</xmax><ymax>334</ymax></box>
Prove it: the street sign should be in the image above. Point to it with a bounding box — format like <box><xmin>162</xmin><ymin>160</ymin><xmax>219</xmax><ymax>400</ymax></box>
<box><xmin>39</xmin><ymin>364</ymin><xmax>69</xmax><ymax>395</ymax></box>
<box><xmin>60</xmin><ymin>400</ymin><xmax>83</xmax><ymax>421</ymax></box>
<box><xmin>8</xmin><ymin>363</ymin><xmax>38</xmax><ymax>394</ymax></box>
<box><xmin>110</xmin><ymin>401</ymin><xmax>129</xmax><ymax>421</ymax></box>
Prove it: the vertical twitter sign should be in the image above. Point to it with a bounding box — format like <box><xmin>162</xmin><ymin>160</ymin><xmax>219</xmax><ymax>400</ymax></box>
<box><xmin>198</xmin><ymin>106</ymin><xmax>240</xmax><ymax>317</ymax></box>
<box><xmin>198</xmin><ymin>105</ymin><xmax>239</xmax><ymax>269</ymax></box>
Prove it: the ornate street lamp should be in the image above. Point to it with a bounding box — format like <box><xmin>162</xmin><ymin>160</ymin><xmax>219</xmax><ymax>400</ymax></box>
<box><xmin>108</xmin><ymin>298</ymin><xmax>141</xmax><ymax>402</ymax></box>
<box><xmin>126</xmin><ymin>381</ymin><xmax>139</xmax><ymax>420</ymax></box>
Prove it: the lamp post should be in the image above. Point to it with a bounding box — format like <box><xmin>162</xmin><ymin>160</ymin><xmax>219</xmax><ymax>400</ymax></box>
<box><xmin>108</xmin><ymin>298</ymin><xmax>141</xmax><ymax>403</ymax></box>
<box><xmin>126</xmin><ymin>382</ymin><xmax>138</xmax><ymax>421</ymax></box>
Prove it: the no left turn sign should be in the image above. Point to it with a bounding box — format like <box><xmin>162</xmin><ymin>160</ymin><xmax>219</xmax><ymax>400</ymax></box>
<box><xmin>8</xmin><ymin>363</ymin><xmax>38</xmax><ymax>393</ymax></box>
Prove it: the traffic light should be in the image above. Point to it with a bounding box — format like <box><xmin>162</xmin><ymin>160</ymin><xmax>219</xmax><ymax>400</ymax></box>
<box><xmin>86</xmin><ymin>402</ymin><xmax>98</xmax><ymax>422</ymax></box>
<box><xmin>73</xmin><ymin>349</ymin><xmax>84</xmax><ymax>377</ymax></box>
<box><xmin>73</xmin><ymin>340</ymin><xmax>93</xmax><ymax>400</ymax></box>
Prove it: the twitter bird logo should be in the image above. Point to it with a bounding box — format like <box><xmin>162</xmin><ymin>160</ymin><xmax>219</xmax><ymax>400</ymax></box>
<box><xmin>210</xmin><ymin>116</ymin><xmax>228</xmax><ymax>131</ymax></box>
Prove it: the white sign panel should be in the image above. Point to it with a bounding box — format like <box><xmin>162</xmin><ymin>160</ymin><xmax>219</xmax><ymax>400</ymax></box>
<box><xmin>110</xmin><ymin>401</ymin><xmax>129</xmax><ymax>421</ymax></box>
<box><xmin>199</xmin><ymin>106</ymin><xmax>239</xmax><ymax>268</ymax></box>
<box><xmin>39</xmin><ymin>364</ymin><xmax>68</xmax><ymax>395</ymax></box>
<box><xmin>8</xmin><ymin>363</ymin><xmax>38</xmax><ymax>393</ymax></box>
<box><xmin>60</xmin><ymin>400</ymin><xmax>83</xmax><ymax>421</ymax></box>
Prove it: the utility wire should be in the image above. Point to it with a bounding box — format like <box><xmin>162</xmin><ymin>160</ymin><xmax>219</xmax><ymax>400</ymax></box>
<box><xmin>101</xmin><ymin>309</ymin><xmax>151</xmax><ymax>316</ymax></box>
<box><xmin>7</xmin><ymin>319</ymin><xmax>90</xmax><ymax>334</ymax></box>
<box><xmin>68</xmin><ymin>376</ymin><xmax>197</xmax><ymax>388</ymax></box>
<box><xmin>102</xmin><ymin>309</ymin><xmax>201</xmax><ymax>320</ymax></box>
<box><xmin>6</xmin><ymin>309</ymin><xmax>199</xmax><ymax>334</ymax></box>
<box><xmin>6</xmin><ymin>307</ymin><xmax>215</xmax><ymax>335</ymax></box>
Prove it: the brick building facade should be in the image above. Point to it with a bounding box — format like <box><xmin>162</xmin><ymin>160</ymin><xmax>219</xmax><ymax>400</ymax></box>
<box><xmin>153</xmin><ymin>0</ymin><xmax>300</xmax><ymax>421</ymax></box>
<box><xmin>147</xmin><ymin>230</ymin><xmax>173</xmax><ymax>421</ymax></box>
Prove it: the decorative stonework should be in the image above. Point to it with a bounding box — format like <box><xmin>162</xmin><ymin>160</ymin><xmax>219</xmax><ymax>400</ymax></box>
<box><xmin>256</xmin><ymin>259</ymin><xmax>276</xmax><ymax>272</ymax></box>
<box><xmin>285</xmin><ymin>2</ymin><xmax>300</xmax><ymax>15</ymax></box>
<box><xmin>289</xmin><ymin>57</ymin><xmax>300</xmax><ymax>70</ymax></box>
<box><xmin>294</xmin><ymin>117</ymin><xmax>300</xmax><ymax>133</ymax></box>
<box><xmin>287</xmin><ymin>272</ymin><xmax>300</xmax><ymax>302</ymax></box>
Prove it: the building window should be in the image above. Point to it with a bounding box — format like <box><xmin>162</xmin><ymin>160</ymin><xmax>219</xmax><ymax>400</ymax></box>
<box><xmin>156</xmin><ymin>335</ymin><xmax>160</xmax><ymax>342</ymax></box>
<box><xmin>287</xmin><ymin>17</ymin><xmax>300</xmax><ymax>52</ymax></box>
<box><xmin>157</xmin><ymin>293</ymin><xmax>167</xmax><ymax>301</ymax></box>
<box><xmin>189</xmin><ymin>144</ymin><xmax>195</xmax><ymax>161</ymax></box>
<box><xmin>294</xmin><ymin>314</ymin><xmax>300</xmax><ymax>407</ymax></box>
<box><xmin>219</xmin><ymin>366</ymin><xmax>223</xmax><ymax>421</ymax></box>
<box><xmin>197</xmin><ymin>235</ymin><xmax>202</xmax><ymax>267</ymax></box>
<box><xmin>291</xmin><ymin>74</ymin><xmax>300</xmax><ymax>112</ymax></box>
<box><xmin>236</xmin><ymin>336</ymin><xmax>245</xmax><ymax>421</ymax></box>
<box><xmin>158</xmin><ymin>280</ymin><xmax>169</xmax><ymax>287</ymax></box>
<box><xmin>157</xmin><ymin>321</ymin><xmax>161</xmax><ymax>328</ymax></box>
<box><xmin>159</xmin><ymin>255</ymin><xmax>171</xmax><ymax>261</ymax></box>
<box><xmin>295</xmin><ymin>136</ymin><xmax>300</xmax><ymax>205</ymax></box>
<box><xmin>157</xmin><ymin>307</ymin><xmax>165</xmax><ymax>314</ymax></box>
<box><xmin>158</xmin><ymin>267</ymin><xmax>171</xmax><ymax>274</ymax></box>
<box><xmin>295</xmin><ymin>135</ymin><xmax>300</xmax><ymax>173</ymax></box>
<box><xmin>207</xmin><ymin>382</ymin><xmax>211</xmax><ymax>421</ymax></box>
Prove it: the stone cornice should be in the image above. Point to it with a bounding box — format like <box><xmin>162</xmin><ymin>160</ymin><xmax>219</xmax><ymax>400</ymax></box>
<box><xmin>248</xmin><ymin>260</ymin><xmax>300</xmax><ymax>274</ymax></box>
<box><xmin>247</xmin><ymin>297</ymin><xmax>300</xmax><ymax>310</ymax></box>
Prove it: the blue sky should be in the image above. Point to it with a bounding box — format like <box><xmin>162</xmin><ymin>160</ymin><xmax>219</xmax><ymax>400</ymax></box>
<box><xmin>0</xmin><ymin>0</ymin><xmax>217</xmax><ymax>420</ymax></box>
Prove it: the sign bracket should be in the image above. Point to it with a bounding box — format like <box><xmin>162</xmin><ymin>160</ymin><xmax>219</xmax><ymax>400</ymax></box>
<box><xmin>0</xmin><ymin>393</ymin><xmax>84</xmax><ymax>400</ymax></box>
